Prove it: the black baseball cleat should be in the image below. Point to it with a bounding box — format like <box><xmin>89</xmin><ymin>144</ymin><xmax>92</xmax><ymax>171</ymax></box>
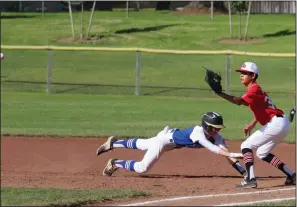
<box><xmin>96</xmin><ymin>136</ymin><xmax>117</xmax><ymax>156</ymax></box>
<box><xmin>236</xmin><ymin>178</ymin><xmax>257</xmax><ymax>189</ymax></box>
<box><xmin>285</xmin><ymin>173</ymin><xmax>296</xmax><ymax>186</ymax></box>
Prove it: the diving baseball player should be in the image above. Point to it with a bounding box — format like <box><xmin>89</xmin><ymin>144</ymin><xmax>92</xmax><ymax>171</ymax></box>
<box><xmin>96</xmin><ymin>112</ymin><xmax>247</xmax><ymax>178</ymax></box>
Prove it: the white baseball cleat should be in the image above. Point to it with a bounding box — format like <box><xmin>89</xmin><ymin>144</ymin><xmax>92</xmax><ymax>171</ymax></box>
<box><xmin>103</xmin><ymin>158</ymin><xmax>119</xmax><ymax>176</ymax></box>
<box><xmin>96</xmin><ymin>136</ymin><xmax>117</xmax><ymax>156</ymax></box>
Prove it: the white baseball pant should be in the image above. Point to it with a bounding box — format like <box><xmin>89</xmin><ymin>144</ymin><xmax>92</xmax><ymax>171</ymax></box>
<box><xmin>241</xmin><ymin>115</ymin><xmax>290</xmax><ymax>159</ymax></box>
<box><xmin>132</xmin><ymin>126</ymin><xmax>176</xmax><ymax>173</ymax></box>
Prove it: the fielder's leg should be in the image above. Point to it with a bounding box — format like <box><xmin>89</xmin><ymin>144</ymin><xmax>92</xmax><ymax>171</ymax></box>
<box><xmin>261</xmin><ymin>153</ymin><xmax>295</xmax><ymax>185</ymax></box>
<box><xmin>257</xmin><ymin>140</ymin><xmax>296</xmax><ymax>186</ymax></box>
<box><xmin>256</xmin><ymin>116</ymin><xmax>295</xmax><ymax>185</ymax></box>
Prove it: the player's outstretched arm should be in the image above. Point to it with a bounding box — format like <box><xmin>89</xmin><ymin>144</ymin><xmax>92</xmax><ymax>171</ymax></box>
<box><xmin>198</xmin><ymin>137</ymin><xmax>243</xmax><ymax>159</ymax></box>
<box><xmin>217</xmin><ymin>91</ymin><xmax>247</xmax><ymax>106</ymax></box>
<box><xmin>218</xmin><ymin>148</ymin><xmax>243</xmax><ymax>159</ymax></box>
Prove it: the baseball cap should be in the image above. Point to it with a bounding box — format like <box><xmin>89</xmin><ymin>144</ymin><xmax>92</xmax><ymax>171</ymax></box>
<box><xmin>235</xmin><ymin>62</ymin><xmax>259</xmax><ymax>75</ymax></box>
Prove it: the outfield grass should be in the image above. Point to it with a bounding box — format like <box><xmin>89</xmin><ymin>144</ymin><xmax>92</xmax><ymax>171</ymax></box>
<box><xmin>1</xmin><ymin>12</ymin><xmax>295</xmax><ymax>96</ymax></box>
<box><xmin>1</xmin><ymin>11</ymin><xmax>295</xmax><ymax>52</ymax></box>
<box><xmin>1</xmin><ymin>187</ymin><xmax>147</xmax><ymax>206</ymax></box>
<box><xmin>1</xmin><ymin>91</ymin><xmax>295</xmax><ymax>142</ymax></box>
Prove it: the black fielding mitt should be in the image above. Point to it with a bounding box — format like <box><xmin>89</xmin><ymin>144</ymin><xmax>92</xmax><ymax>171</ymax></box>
<box><xmin>203</xmin><ymin>66</ymin><xmax>222</xmax><ymax>94</ymax></box>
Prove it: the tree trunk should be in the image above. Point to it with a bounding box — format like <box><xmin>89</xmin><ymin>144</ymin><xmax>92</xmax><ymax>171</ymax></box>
<box><xmin>80</xmin><ymin>2</ymin><xmax>84</xmax><ymax>40</ymax></box>
<box><xmin>228</xmin><ymin>1</ymin><xmax>232</xmax><ymax>39</ymax></box>
<box><xmin>68</xmin><ymin>1</ymin><xmax>75</xmax><ymax>38</ymax></box>
<box><xmin>156</xmin><ymin>1</ymin><xmax>170</xmax><ymax>10</ymax></box>
<box><xmin>244</xmin><ymin>1</ymin><xmax>252</xmax><ymax>41</ymax></box>
<box><xmin>239</xmin><ymin>12</ymin><xmax>242</xmax><ymax>40</ymax></box>
<box><xmin>86</xmin><ymin>1</ymin><xmax>96</xmax><ymax>39</ymax></box>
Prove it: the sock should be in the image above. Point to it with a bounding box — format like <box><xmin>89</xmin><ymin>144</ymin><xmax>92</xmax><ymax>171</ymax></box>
<box><xmin>114</xmin><ymin>160</ymin><xmax>136</xmax><ymax>171</ymax></box>
<box><xmin>262</xmin><ymin>153</ymin><xmax>294</xmax><ymax>177</ymax></box>
<box><xmin>232</xmin><ymin>161</ymin><xmax>246</xmax><ymax>175</ymax></box>
<box><xmin>113</xmin><ymin>138</ymin><xmax>139</xmax><ymax>149</ymax></box>
<box><xmin>242</xmin><ymin>148</ymin><xmax>255</xmax><ymax>180</ymax></box>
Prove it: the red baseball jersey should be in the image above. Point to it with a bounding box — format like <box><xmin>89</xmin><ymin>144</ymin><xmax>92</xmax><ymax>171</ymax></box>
<box><xmin>241</xmin><ymin>82</ymin><xmax>284</xmax><ymax>125</ymax></box>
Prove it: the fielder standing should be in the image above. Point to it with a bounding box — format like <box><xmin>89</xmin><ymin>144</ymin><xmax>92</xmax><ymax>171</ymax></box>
<box><xmin>211</xmin><ymin>62</ymin><xmax>295</xmax><ymax>189</ymax></box>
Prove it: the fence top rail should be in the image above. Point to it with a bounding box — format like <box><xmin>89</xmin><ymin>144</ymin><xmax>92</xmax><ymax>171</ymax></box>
<box><xmin>1</xmin><ymin>45</ymin><xmax>295</xmax><ymax>58</ymax></box>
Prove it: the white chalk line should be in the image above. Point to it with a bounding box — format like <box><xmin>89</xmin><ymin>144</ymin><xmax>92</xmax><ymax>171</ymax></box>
<box><xmin>217</xmin><ymin>197</ymin><xmax>296</xmax><ymax>206</ymax></box>
<box><xmin>119</xmin><ymin>187</ymin><xmax>296</xmax><ymax>206</ymax></box>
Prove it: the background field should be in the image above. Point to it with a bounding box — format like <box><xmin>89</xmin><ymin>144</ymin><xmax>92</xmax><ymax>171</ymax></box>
<box><xmin>1</xmin><ymin>11</ymin><xmax>295</xmax><ymax>141</ymax></box>
<box><xmin>1</xmin><ymin>10</ymin><xmax>296</xmax><ymax>206</ymax></box>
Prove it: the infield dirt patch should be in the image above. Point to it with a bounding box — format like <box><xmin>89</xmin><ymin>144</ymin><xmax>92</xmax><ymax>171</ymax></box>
<box><xmin>1</xmin><ymin>136</ymin><xmax>296</xmax><ymax>206</ymax></box>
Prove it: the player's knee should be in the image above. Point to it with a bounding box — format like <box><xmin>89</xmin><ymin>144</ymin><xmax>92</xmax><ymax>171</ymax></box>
<box><xmin>256</xmin><ymin>149</ymin><xmax>267</xmax><ymax>159</ymax></box>
<box><xmin>135</xmin><ymin>162</ymin><xmax>150</xmax><ymax>173</ymax></box>
<box><xmin>240</xmin><ymin>141</ymin><xmax>251</xmax><ymax>150</ymax></box>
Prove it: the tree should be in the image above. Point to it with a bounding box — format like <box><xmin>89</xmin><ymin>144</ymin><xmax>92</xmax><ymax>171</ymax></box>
<box><xmin>231</xmin><ymin>1</ymin><xmax>248</xmax><ymax>40</ymax></box>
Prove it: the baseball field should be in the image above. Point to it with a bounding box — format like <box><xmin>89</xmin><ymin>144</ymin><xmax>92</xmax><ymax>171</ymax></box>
<box><xmin>1</xmin><ymin>10</ymin><xmax>296</xmax><ymax>206</ymax></box>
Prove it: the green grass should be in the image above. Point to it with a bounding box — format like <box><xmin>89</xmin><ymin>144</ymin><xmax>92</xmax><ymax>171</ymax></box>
<box><xmin>245</xmin><ymin>199</ymin><xmax>296</xmax><ymax>206</ymax></box>
<box><xmin>1</xmin><ymin>187</ymin><xmax>147</xmax><ymax>206</ymax></box>
<box><xmin>0</xmin><ymin>12</ymin><xmax>295</xmax><ymax>142</ymax></box>
<box><xmin>1</xmin><ymin>12</ymin><xmax>295</xmax><ymax>96</ymax></box>
<box><xmin>1</xmin><ymin>11</ymin><xmax>295</xmax><ymax>52</ymax></box>
<box><xmin>1</xmin><ymin>91</ymin><xmax>295</xmax><ymax>142</ymax></box>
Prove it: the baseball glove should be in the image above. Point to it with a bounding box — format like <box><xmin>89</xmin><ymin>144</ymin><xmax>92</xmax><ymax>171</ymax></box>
<box><xmin>203</xmin><ymin>66</ymin><xmax>222</xmax><ymax>94</ymax></box>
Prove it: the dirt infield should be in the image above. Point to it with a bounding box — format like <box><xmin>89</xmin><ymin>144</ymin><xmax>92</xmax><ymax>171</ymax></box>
<box><xmin>1</xmin><ymin>136</ymin><xmax>296</xmax><ymax>206</ymax></box>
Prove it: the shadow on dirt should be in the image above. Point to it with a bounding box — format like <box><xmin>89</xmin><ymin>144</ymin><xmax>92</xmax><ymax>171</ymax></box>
<box><xmin>136</xmin><ymin>174</ymin><xmax>285</xmax><ymax>180</ymax></box>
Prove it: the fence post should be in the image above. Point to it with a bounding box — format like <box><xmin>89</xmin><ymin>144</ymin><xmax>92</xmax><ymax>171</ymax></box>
<box><xmin>46</xmin><ymin>49</ymin><xmax>53</xmax><ymax>94</ymax></box>
<box><xmin>210</xmin><ymin>1</ymin><xmax>213</xmax><ymax>20</ymax></box>
<box><xmin>19</xmin><ymin>1</ymin><xmax>22</xmax><ymax>12</ymax></box>
<box><xmin>135</xmin><ymin>51</ymin><xmax>142</xmax><ymax>96</ymax></box>
<box><xmin>225</xmin><ymin>55</ymin><xmax>231</xmax><ymax>95</ymax></box>
<box><xmin>126</xmin><ymin>1</ymin><xmax>129</xmax><ymax>18</ymax></box>
<box><xmin>42</xmin><ymin>1</ymin><xmax>45</xmax><ymax>16</ymax></box>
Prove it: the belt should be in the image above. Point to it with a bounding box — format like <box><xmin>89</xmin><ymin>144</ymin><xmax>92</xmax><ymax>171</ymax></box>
<box><xmin>275</xmin><ymin>114</ymin><xmax>284</xmax><ymax>118</ymax></box>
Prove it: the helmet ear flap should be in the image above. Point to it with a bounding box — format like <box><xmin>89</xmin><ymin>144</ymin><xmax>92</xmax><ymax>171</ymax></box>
<box><xmin>205</xmin><ymin>125</ymin><xmax>213</xmax><ymax>133</ymax></box>
<box><xmin>202</xmin><ymin>119</ymin><xmax>213</xmax><ymax>133</ymax></box>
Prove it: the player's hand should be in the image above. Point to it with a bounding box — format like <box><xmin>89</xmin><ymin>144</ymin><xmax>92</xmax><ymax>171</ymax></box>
<box><xmin>243</xmin><ymin>124</ymin><xmax>253</xmax><ymax>137</ymax></box>
<box><xmin>229</xmin><ymin>152</ymin><xmax>243</xmax><ymax>159</ymax></box>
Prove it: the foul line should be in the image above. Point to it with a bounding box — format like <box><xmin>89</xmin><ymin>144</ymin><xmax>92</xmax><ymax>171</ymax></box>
<box><xmin>119</xmin><ymin>187</ymin><xmax>295</xmax><ymax>206</ymax></box>
<box><xmin>217</xmin><ymin>197</ymin><xmax>296</xmax><ymax>206</ymax></box>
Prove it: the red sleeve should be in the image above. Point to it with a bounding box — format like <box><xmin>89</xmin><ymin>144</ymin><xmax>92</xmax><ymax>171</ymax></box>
<box><xmin>241</xmin><ymin>87</ymin><xmax>257</xmax><ymax>105</ymax></box>
<box><xmin>241</xmin><ymin>93</ymin><xmax>255</xmax><ymax>105</ymax></box>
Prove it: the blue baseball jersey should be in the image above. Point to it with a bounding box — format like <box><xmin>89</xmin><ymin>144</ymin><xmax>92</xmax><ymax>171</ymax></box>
<box><xmin>171</xmin><ymin>126</ymin><xmax>226</xmax><ymax>152</ymax></box>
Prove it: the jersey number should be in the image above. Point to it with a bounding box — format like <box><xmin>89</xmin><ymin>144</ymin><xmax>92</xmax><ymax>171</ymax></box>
<box><xmin>265</xmin><ymin>95</ymin><xmax>276</xmax><ymax>109</ymax></box>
